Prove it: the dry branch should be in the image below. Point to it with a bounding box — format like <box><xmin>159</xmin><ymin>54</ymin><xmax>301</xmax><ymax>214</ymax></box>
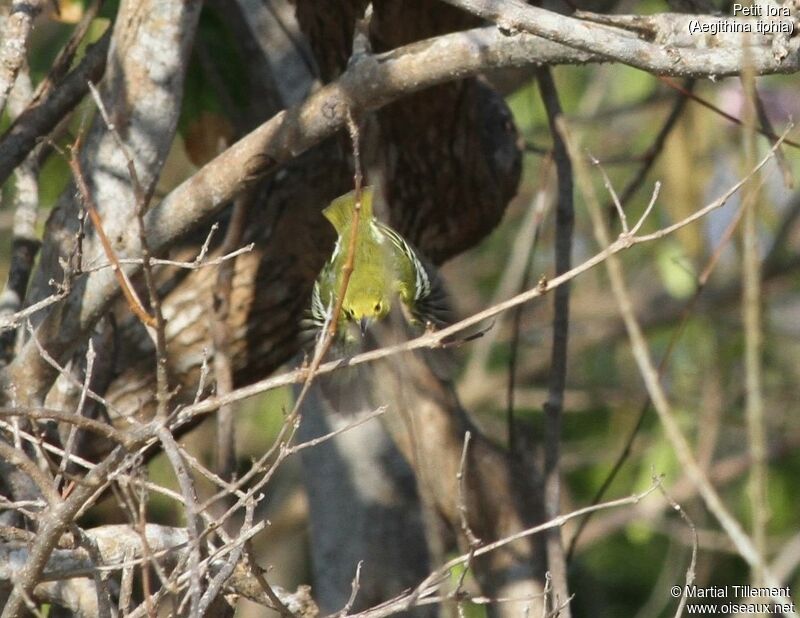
<box><xmin>1</xmin><ymin>4</ymin><xmax>798</xmax><ymax>615</ymax></box>
<box><xmin>9</xmin><ymin>10</ymin><xmax>797</xmax><ymax>406</ymax></box>
<box><xmin>0</xmin><ymin>29</ymin><xmax>111</xmax><ymax>186</ymax></box>
<box><xmin>565</xmin><ymin>119</ymin><xmax>797</xmax><ymax>613</ymax></box>
<box><xmin>538</xmin><ymin>68</ymin><xmax>573</xmax><ymax>616</ymax></box>
<box><xmin>442</xmin><ymin>0</ymin><xmax>800</xmax><ymax>75</ymax></box>
<box><xmin>2</xmin><ymin>1</ymin><xmax>796</xmax><ymax>412</ymax></box>
<box><xmin>152</xmin><ymin>134</ymin><xmax>782</xmax><ymax>427</ymax></box>
<box><xmin>0</xmin><ymin>0</ymin><xmax>45</xmax><ymax>116</ymax></box>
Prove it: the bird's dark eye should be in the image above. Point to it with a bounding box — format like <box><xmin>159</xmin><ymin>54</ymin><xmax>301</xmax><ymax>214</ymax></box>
<box><xmin>374</xmin><ymin>302</ymin><xmax>382</xmax><ymax>313</ymax></box>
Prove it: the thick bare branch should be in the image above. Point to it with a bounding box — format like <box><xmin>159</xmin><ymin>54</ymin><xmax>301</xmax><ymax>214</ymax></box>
<box><xmin>8</xmin><ymin>12</ymin><xmax>795</xmax><ymax>405</ymax></box>
<box><xmin>441</xmin><ymin>0</ymin><xmax>800</xmax><ymax>75</ymax></box>
<box><xmin>0</xmin><ymin>0</ymin><xmax>45</xmax><ymax>116</ymax></box>
<box><xmin>0</xmin><ymin>29</ymin><xmax>111</xmax><ymax>187</ymax></box>
<box><xmin>8</xmin><ymin>0</ymin><xmax>202</xmax><ymax>404</ymax></box>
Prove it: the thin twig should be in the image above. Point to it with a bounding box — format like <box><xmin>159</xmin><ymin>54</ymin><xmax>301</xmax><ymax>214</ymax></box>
<box><xmin>9</xmin><ymin>14</ymin><xmax>800</xmax><ymax>410</ymax></box>
<box><xmin>456</xmin><ymin>431</ymin><xmax>481</xmax><ymax>549</ymax></box>
<box><xmin>538</xmin><ymin>67</ymin><xmax>573</xmax><ymax>618</ymax></box>
<box><xmin>592</xmin><ymin>155</ymin><xmax>628</xmax><ymax>233</ymax></box>
<box><xmin>33</xmin><ymin>0</ymin><xmax>105</xmax><ymax>100</ymax></box>
<box><xmin>86</xmin><ymin>81</ymin><xmax>171</xmax><ymax>416</ymax></box>
<box><xmin>71</xmin><ymin>524</ymin><xmax>114</xmax><ymax>618</ymax></box>
<box><xmin>23</xmin><ymin>321</ymin><xmax>119</xmax><ymax>418</ymax></box>
<box><xmin>454</xmin><ymin>431</ymin><xmax>481</xmax><ymax>610</ymax></box>
<box><xmin>0</xmin><ymin>289</ymin><xmax>68</xmax><ymax>334</ymax></box>
<box><xmin>752</xmin><ymin>84</ymin><xmax>793</xmax><ymax>188</ymax></box>
<box><xmin>659</xmin><ymin>76</ymin><xmax>800</xmax><ymax>150</ymax></box>
<box><xmin>155</xmin><ymin>426</ymin><xmax>203</xmax><ymax>616</ymax></box>
<box><xmin>69</xmin><ymin>137</ymin><xmax>156</xmax><ymax>328</ymax></box>
<box><xmin>194</xmin><ymin>406</ymin><xmax>384</xmax><ymax>518</ymax></box>
<box><xmin>118</xmin><ymin>546</ymin><xmax>136</xmax><ymax>616</ymax></box>
<box><xmin>1</xmin><ymin>443</ymin><xmax>134</xmax><ymax>618</ymax></box>
<box><xmin>499</xmin><ymin>158</ymin><xmax>553</xmax><ymax>451</ymax></box>
<box><xmin>461</xmin><ymin>157</ymin><xmax>552</xmax><ymax>407</ymax></box>
<box><xmin>55</xmin><ymin>341</ymin><xmax>95</xmax><ymax>488</ymax></box>
<box><xmin>0</xmin><ymin>418</ymin><xmax>98</xmax><ymax>474</ymax></box>
<box><xmin>614</xmin><ymin>82</ymin><xmax>692</xmax><ymax>210</ymax></box>
<box><xmin>0</xmin><ymin>27</ymin><xmax>111</xmax><ymax>186</ymax></box>
<box><xmin>285</xmin><ymin>407</ymin><xmax>386</xmax><ymax>456</ymax></box>
<box><xmin>0</xmin><ymin>439</ymin><xmax>59</xmax><ymax>507</ymax></box>
<box><xmin>244</xmin><ymin>540</ymin><xmax>297</xmax><ymax>618</ymax></box>
<box><xmin>211</xmin><ymin>194</ymin><xmax>250</xmax><ymax>482</ymax></box>
<box><xmin>562</xmin><ymin>116</ymin><xmax>796</xmax><ymax>613</ymax></box>
<box><xmin>741</xmin><ymin>66</ymin><xmax>769</xmax><ymax>587</ymax></box>
<box><xmin>170</xmin><ymin>133</ymin><xmax>786</xmax><ymax>430</ymax></box>
<box><xmin>326</xmin><ymin>113</ymin><xmax>364</xmax><ymax>341</ymax></box>
<box><xmin>279</xmin><ymin>109</ymin><xmax>366</xmax><ymax>446</ymax></box>
<box><xmin>340</xmin><ymin>561</ymin><xmax>364</xmax><ymax>617</ymax></box>
<box><xmin>196</xmin><ymin>499</ymin><xmax>255</xmax><ymax>615</ymax></box>
<box><xmin>353</xmin><ymin>483</ymin><xmax>661</xmax><ymax>618</ymax></box>
<box><xmin>566</xmin><ymin>181</ymin><xmax>755</xmax><ymax>559</ymax></box>
<box><xmin>653</xmin><ymin>478</ymin><xmax>698</xmax><ymax>618</ymax></box>
<box><xmin>79</xmin><ymin>243</ymin><xmax>254</xmax><ymax>274</ymax></box>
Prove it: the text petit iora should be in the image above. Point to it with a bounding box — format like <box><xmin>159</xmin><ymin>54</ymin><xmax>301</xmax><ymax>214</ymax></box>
<box><xmin>732</xmin><ymin>2</ymin><xmax>792</xmax><ymax>15</ymax></box>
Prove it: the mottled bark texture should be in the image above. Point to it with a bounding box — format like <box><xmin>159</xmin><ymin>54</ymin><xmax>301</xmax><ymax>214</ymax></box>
<box><xmin>0</xmin><ymin>4</ymin><xmax>203</xmax><ymax>611</ymax></box>
<box><xmin>106</xmin><ymin>0</ymin><xmax>524</xmax><ymax>605</ymax></box>
<box><xmin>0</xmin><ymin>0</ymin><xmax>45</xmax><ymax>118</ymax></box>
<box><xmin>295</xmin><ymin>1</ymin><xmax>538</xmax><ymax>614</ymax></box>
<box><xmin>298</xmin><ymin>387</ymin><xmax>435</xmax><ymax>616</ymax></box>
<box><xmin>27</xmin><ymin>0</ymin><xmax>527</xmax><ymax>612</ymax></box>
<box><xmin>12</xmin><ymin>0</ymin><xmax>202</xmax><ymax>405</ymax></box>
<box><xmin>320</xmin><ymin>323</ymin><xmax>547</xmax><ymax>611</ymax></box>
<box><xmin>95</xmin><ymin>0</ymin><xmax>521</xmax><ymax>430</ymax></box>
<box><xmin>296</xmin><ymin>0</ymin><xmax>521</xmax><ymax>263</ymax></box>
<box><xmin>103</xmin><ymin>147</ymin><xmax>351</xmax><ymax>419</ymax></box>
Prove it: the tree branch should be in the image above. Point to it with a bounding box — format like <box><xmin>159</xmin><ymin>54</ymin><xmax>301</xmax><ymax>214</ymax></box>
<box><xmin>0</xmin><ymin>28</ymin><xmax>111</xmax><ymax>186</ymax></box>
<box><xmin>537</xmin><ymin>67</ymin><xmax>573</xmax><ymax>617</ymax></box>
<box><xmin>441</xmin><ymin>0</ymin><xmax>800</xmax><ymax>75</ymax></box>
<box><xmin>564</xmin><ymin>118</ymin><xmax>797</xmax><ymax>614</ymax></box>
<box><xmin>0</xmin><ymin>0</ymin><xmax>45</xmax><ymax>116</ymax></box>
<box><xmin>8</xmin><ymin>14</ymin><xmax>795</xmax><ymax>405</ymax></box>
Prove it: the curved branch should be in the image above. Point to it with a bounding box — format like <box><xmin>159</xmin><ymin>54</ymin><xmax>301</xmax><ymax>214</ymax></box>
<box><xmin>5</xmin><ymin>14</ymin><xmax>797</xmax><ymax>405</ymax></box>
<box><xmin>441</xmin><ymin>0</ymin><xmax>800</xmax><ymax>75</ymax></box>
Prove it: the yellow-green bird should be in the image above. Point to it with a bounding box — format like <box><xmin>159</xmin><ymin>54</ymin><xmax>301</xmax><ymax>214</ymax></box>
<box><xmin>311</xmin><ymin>187</ymin><xmax>446</xmax><ymax>340</ymax></box>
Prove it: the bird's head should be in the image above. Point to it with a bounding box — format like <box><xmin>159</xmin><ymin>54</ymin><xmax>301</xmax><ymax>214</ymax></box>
<box><xmin>343</xmin><ymin>289</ymin><xmax>392</xmax><ymax>336</ymax></box>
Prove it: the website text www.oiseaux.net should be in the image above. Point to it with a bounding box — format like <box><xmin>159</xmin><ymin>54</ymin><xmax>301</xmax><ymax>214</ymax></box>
<box><xmin>672</xmin><ymin>585</ymin><xmax>795</xmax><ymax>615</ymax></box>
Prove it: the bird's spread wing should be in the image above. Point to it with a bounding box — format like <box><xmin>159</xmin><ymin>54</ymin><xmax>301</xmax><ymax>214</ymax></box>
<box><xmin>374</xmin><ymin>221</ymin><xmax>430</xmax><ymax>302</ymax></box>
<box><xmin>374</xmin><ymin>220</ymin><xmax>450</xmax><ymax>328</ymax></box>
<box><xmin>310</xmin><ymin>280</ymin><xmax>327</xmax><ymax>328</ymax></box>
<box><xmin>308</xmin><ymin>256</ymin><xmax>337</xmax><ymax>331</ymax></box>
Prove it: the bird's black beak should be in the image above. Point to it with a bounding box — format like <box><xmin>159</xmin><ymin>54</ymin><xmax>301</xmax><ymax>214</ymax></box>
<box><xmin>359</xmin><ymin>317</ymin><xmax>368</xmax><ymax>337</ymax></box>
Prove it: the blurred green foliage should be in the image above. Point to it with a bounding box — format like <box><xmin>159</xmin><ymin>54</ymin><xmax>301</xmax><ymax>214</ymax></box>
<box><xmin>465</xmin><ymin>59</ymin><xmax>800</xmax><ymax>617</ymax></box>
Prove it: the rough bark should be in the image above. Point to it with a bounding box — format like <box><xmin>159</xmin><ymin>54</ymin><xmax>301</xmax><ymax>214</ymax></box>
<box><xmin>89</xmin><ymin>0</ymin><xmax>521</xmax><ymax>436</ymax></box>
<box><xmin>338</xmin><ymin>327</ymin><xmax>547</xmax><ymax>613</ymax></box>
<box><xmin>298</xmin><ymin>386</ymin><xmax>435</xmax><ymax>616</ymax></box>
<box><xmin>295</xmin><ymin>0</ymin><xmax>521</xmax><ymax>263</ymax></box>
<box><xmin>92</xmin><ymin>1</ymin><xmax>529</xmax><ymax>610</ymax></box>
<box><xmin>292</xmin><ymin>3</ymin><xmax>534</xmax><ymax>611</ymax></box>
<box><xmin>103</xmin><ymin>145</ymin><xmax>351</xmax><ymax>422</ymax></box>
<box><xmin>11</xmin><ymin>0</ymin><xmax>202</xmax><ymax>405</ymax></box>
